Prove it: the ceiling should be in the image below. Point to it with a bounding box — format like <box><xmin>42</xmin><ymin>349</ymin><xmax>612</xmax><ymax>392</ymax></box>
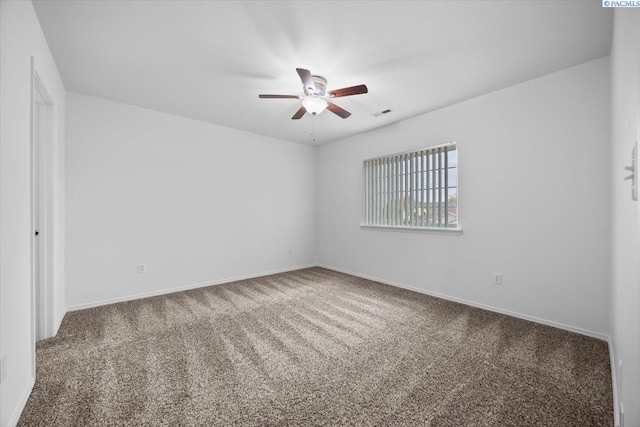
<box><xmin>33</xmin><ymin>1</ymin><xmax>612</xmax><ymax>145</ymax></box>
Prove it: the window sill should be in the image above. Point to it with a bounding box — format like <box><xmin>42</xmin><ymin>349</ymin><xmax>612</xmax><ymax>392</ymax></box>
<box><xmin>360</xmin><ymin>225</ymin><xmax>463</xmax><ymax>235</ymax></box>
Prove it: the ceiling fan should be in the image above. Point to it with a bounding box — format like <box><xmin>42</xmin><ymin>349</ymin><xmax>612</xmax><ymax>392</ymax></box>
<box><xmin>259</xmin><ymin>68</ymin><xmax>368</xmax><ymax>120</ymax></box>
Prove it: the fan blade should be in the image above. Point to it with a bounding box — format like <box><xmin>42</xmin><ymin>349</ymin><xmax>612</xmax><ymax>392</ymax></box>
<box><xmin>259</xmin><ymin>94</ymin><xmax>300</xmax><ymax>99</ymax></box>
<box><xmin>296</xmin><ymin>68</ymin><xmax>316</xmax><ymax>92</ymax></box>
<box><xmin>292</xmin><ymin>106</ymin><xmax>306</xmax><ymax>120</ymax></box>
<box><xmin>327</xmin><ymin>103</ymin><xmax>351</xmax><ymax>119</ymax></box>
<box><xmin>328</xmin><ymin>84</ymin><xmax>368</xmax><ymax>98</ymax></box>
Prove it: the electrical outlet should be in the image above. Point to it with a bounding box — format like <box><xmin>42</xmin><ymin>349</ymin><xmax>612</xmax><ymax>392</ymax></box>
<box><xmin>137</xmin><ymin>264</ymin><xmax>146</xmax><ymax>274</ymax></box>
<box><xmin>494</xmin><ymin>273</ymin><xmax>503</xmax><ymax>285</ymax></box>
<box><xmin>1</xmin><ymin>354</ymin><xmax>7</xmax><ymax>383</ymax></box>
<box><xmin>288</xmin><ymin>248</ymin><xmax>293</xmax><ymax>255</ymax></box>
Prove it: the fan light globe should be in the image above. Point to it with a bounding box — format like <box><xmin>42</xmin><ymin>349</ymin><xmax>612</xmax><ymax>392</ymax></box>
<box><xmin>302</xmin><ymin>97</ymin><xmax>328</xmax><ymax>115</ymax></box>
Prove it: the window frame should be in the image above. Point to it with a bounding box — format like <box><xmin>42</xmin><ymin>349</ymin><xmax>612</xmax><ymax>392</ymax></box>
<box><xmin>360</xmin><ymin>141</ymin><xmax>462</xmax><ymax>235</ymax></box>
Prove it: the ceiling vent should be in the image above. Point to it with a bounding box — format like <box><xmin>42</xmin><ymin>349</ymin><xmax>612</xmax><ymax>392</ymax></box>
<box><xmin>373</xmin><ymin>109</ymin><xmax>393</xmax><ymax>117</ymax></box>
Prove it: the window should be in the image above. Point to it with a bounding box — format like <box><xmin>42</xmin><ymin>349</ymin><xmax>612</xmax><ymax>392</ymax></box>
<box><xmin>362</xmin><ymin>142</ymin><xmax>458</xmax><ymax>230</ymax></box>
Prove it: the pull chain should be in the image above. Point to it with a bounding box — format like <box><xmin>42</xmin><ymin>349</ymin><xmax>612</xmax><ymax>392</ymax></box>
<box><xmin>311</xmin><ymin>114</ymin><xmax>316</xmax><ymax>143</ymax></box>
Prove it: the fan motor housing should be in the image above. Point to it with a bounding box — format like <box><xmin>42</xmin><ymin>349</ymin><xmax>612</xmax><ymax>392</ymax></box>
<box><xmin>306</xmin><ymin>75</ymin><xmax>327</xmax><ymax>96</ymax></box>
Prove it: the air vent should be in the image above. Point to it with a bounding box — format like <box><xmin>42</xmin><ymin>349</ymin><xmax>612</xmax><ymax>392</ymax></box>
<box><xmin>373</xmin><ymin>109</ymin><xmax>393</xmax><ymax>117</ymax></box>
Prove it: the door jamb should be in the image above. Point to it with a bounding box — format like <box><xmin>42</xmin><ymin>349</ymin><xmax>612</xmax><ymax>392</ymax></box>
<box><xmin>30</xmin><ymin>57</ymin><xmax>55</xmax><ymax>378</ymax></box>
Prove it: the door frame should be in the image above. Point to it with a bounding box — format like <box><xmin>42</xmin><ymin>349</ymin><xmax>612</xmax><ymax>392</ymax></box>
<box><xmin>30</xmin><ymin>57</ymin><xmax>56</xmax><ymax>376</ymax></box>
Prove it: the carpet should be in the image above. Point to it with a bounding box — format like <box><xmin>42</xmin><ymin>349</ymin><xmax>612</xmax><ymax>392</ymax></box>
<box><xmin>19</xmin><ymin>267</ymin><xmax>612</xmax><ymax>426</ymax></box>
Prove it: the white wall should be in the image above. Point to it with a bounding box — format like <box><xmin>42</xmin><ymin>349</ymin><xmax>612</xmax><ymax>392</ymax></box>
<box><xmin>65</xmin><ymin>92</ymin><xmax>316</xmax><ymax>309</ymax></box>
<box><xmin>318</xmin><ymin>57</ymin><xmax>610</xmax><ymax>337</ymax></box>
<box><xmin>610</xmin><ymin>9</ymin><xmax>640</xmax><ymax>427</ymax></box>
<box><xmin>0</xmin><ymin>1</ymin><xmax>66</xmax><ymax>426</ymax></box>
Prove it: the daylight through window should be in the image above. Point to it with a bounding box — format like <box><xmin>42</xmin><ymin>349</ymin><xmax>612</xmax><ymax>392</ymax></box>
<box><xmin>363</xmin><ymin>142</ymin><xmax>458</xmax><ymax>229</ymax></box>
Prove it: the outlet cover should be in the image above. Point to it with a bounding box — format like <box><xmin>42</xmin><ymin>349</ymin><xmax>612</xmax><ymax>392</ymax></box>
<box><xmin>137</xmin><ymin>264</ymin><xmax>146</xmax><ymax>274</ymax></box>
<box><xmin>494</xmin><ymin>273</ymin><xmax>503</xmax><ymax>285</ymax></box>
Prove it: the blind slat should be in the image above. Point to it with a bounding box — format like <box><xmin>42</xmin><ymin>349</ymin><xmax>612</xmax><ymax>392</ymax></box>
<box><xmin>418</xmin><ymin>151</ymin><xmax>424</xmax><ymax>227</ymax></box>
<box><xmin>421</xmin><ymin>150</ymin><xmax>426</xmax><ymax>228</ymax></box>
<box><xmin>386</xmin><ymin>155</ymin><xmax>391</xmax><ymax>224</ymax></box>
<box><xmin>435</xmin><ymin>148</ymin><xmax>439</xmax><ymax>227</ymax></box>
<box><xmin>444</xmin><ymin>146</ymin><xmax>449</xmax><ymax>227</ymax></box>
<box><xmin>368</xmin><ymin>160</ymin><xmax>372</xmax><ymax>225</ymax></box>
<box><xmin>373</xmin><ymin>159</ymin><xmax>376</xmax><ymax>224</ymax></box>
<box><xmin>432</xmin><ymin>149</ymin><xmax>437</xmax><ymax>227</ymax></box>
<box><xmin>410</xmin><ymin>152</ymin><xmax>415</xmax><ymax>227</ymax></box>
<box><xmin>437</xmin><ymin>147</ymin><xmax>442</xmax><ymax>227</ymax></box>
<box><xmin>392</xmin><ymin>156</ymin><xmax>397</xmax><ymax>226</ymax></box>
<box><xmin>364</xmin><ymin>162</ymin><xmax>368</xmax><ymax>225</ymax></box>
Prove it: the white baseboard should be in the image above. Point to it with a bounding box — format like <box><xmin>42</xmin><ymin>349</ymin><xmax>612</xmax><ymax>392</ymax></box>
<box><xmin>318</xmin><ymin>264</ymin><xmax>610</xmax><ymax>342</ymax></box>
<box><xmin>609</xmin><ymin>337</ymin><xmax>620</xmax><ymax>427</ymax></box>
<box><xmin>66</xmin><ymin>264</ymin><xmax>317</xmax><ymax>312</ymax></box>
<box><xmin>7</xmin><ymin>376</ymin><xmax>35</xmax><ymax>427</ymax></box>
<box><xmin>54</xmin><ymin>307</ymin><xmax>66</xmax><ymax>336</ymax></box>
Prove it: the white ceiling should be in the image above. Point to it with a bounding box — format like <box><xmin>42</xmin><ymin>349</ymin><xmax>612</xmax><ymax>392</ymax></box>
<box><xmin>33</xmin><ymin>0</ymin><xmax>612</xmax><ymax>145</ymax></box>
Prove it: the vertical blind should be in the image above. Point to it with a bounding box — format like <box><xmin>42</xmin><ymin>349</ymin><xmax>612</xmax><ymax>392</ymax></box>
<box><xmin>363</xmin><ymin>143</ymin><xmax>457</xmax><ymax>228</ymax></box>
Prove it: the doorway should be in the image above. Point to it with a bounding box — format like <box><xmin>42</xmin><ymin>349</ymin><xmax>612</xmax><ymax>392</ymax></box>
<box><xmin>31</xmin><ymin>61</ymin><xmax>55</xmax><ymax>359</ymax></box>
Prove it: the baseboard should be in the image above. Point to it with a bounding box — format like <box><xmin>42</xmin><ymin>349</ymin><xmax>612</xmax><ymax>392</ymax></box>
<box><xmin>609</xmin><ymin>336</ymin><xmax>620</xmax><ymax>427</ymax></box>
<box><xmin>7</xmin><ymin>376</ymin><xmax>35</xmax><ymax>427</ymax></box>
<box><xmin>54</xmin><ymin>307</ymin><xmax>66</xmax><ymax>336</ymax></box>
<box><xmin>318</xmin><ymin>264</ymin><xmax>610</xmax><ymax>342</ymax></box>
<box><xmin>66</xmin><ymin>264</ymin><xmax>317</xmax><ymax>312</ymax></box>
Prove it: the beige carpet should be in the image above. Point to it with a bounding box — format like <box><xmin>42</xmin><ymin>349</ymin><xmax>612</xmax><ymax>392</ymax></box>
<box><xmin>19</xmin><ymin>267</ymin><xmax>612</xmax><ymax>426</ymax></box>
